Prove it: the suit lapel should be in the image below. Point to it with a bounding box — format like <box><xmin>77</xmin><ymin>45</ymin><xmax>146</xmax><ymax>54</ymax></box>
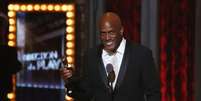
<box><xmin>97</xmin><ymin>46</ymin><xmax>109</xmax><ymax>88</ymax></box>
<box><xmin>114</xmin><ymin>41</ymin><xmax>130</xmax><ymax>91</ymax></box>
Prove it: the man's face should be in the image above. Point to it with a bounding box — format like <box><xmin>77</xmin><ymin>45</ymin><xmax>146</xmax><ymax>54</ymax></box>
<box><xmin>99</xmin><ymin>21</ymin><xmax>123</xmax><ymax>53</ymax></box>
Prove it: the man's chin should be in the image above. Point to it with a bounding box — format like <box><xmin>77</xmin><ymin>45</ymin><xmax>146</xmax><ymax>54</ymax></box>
<box><xmin>103</xmin><ymin>47</ymin><xmax>115</xmax><ymax>53</ymax></box>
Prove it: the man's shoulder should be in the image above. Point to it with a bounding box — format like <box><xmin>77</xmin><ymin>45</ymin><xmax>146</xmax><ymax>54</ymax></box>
<box><xmin>126</xmin><ymin>40</ymin><xmax>152</xmax><ymax>54</ymax></box>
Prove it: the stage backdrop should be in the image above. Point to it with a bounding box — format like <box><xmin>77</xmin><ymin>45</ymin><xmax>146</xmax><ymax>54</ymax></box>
<box><xmin>159</xmin><ymin>0</ymin><xmax>194</xmax><ymax>101</ymax></box>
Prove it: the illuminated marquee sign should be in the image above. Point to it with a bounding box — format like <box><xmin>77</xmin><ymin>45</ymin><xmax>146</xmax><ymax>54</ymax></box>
<box><xmin>23</xmin><ymin>51</ymin><xmax>61</xmax><ymax>71</ymax></box>
<box><xmin>7</xmin><ymin>3</ymin><xmax>75</xmax><ymax>101</ymax></box>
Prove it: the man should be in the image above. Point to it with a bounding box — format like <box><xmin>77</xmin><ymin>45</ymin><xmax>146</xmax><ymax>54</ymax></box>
<box><xmin>61</xmin><ymin>12</ymin><xmax>160</xmax><ymax>101</ymax></box>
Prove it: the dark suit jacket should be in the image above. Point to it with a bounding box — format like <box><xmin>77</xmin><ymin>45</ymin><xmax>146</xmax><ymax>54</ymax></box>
<box><xmin>66</xmin><ymin>40</ymin><xmax>160</xmax><ymax>101</ymax></box>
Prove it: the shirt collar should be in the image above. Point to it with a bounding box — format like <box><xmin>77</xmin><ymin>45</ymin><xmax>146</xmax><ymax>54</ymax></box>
<box><xmin>116</xmin><ymin>38</ymin><xmax>126</xmax><ymax>54</ymax></box>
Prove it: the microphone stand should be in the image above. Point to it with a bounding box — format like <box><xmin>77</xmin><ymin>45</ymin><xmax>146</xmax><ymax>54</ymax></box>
<box><xmin>108</xmin><ymin>81</ymin><xmax>114</xmax><ymax>101</ymax></box>
<box><xmin>106</xmin><ymin>63</ymin><xmax>115</xmax><ymax>101</ymax></box>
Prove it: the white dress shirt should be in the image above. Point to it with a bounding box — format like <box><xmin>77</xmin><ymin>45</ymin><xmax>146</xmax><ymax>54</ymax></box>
<box><xmin>102</xmin><ymin>38</ymin><xmax>126</xmax><ymax>88</ymax></box>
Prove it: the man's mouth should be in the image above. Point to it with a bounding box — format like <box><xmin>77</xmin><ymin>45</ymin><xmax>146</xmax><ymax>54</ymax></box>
<box><xmin>105</xmin><ymin>41</ymin><xmax>113</xmax><ymax>46</ymax></box>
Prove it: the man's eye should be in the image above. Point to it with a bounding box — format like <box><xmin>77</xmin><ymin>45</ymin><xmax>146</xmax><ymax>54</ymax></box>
<box><xmin>109</xmin><ymin>32</ymin><xmax>116</xmax><ymax>36</ymax></box>
<box><xmin>108</xmin><ymin>32</ymin><xmax>113</xmax><ymax>34</ymax></box>
<box><xmin>100</xmin><ymin>32</ymin><xmax>106</xmax><ymax>35</ymax></box>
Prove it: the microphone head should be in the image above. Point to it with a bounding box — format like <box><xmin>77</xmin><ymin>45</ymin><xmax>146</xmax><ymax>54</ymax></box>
<box><xmin>106</xmin><ymin>63</ymin><xmax>115</xmax><ymax>83</ymax></box>
<box><xmin>106</xmin><ymin>63</ymin><xmax>113</xmax><ymax>73</ymax></box>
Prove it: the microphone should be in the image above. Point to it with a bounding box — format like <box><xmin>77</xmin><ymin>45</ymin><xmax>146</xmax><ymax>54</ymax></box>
<box><xmin>106</xmin><ymin>63</ymin><xmax>115</xmax><ymax>89</ymax></box>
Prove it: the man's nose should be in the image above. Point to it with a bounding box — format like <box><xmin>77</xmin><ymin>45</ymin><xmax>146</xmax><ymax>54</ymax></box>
<box><xmin>105</xmin><ymin>33</ymin><xmax>111</xmax><ymax>40</ymax></box>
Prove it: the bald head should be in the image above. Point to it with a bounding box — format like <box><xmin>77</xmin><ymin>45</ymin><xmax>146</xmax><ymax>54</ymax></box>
<box><xmin>99</xmin><ymin>12</ymin><xmax>122</xmax><ymax>31</ymax></box>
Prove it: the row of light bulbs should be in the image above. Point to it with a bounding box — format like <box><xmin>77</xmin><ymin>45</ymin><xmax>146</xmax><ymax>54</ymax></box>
<box><xmin>8</xmin><ymin>4</ymin><xmax>74</xmax><ymax>12</ymax></box>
